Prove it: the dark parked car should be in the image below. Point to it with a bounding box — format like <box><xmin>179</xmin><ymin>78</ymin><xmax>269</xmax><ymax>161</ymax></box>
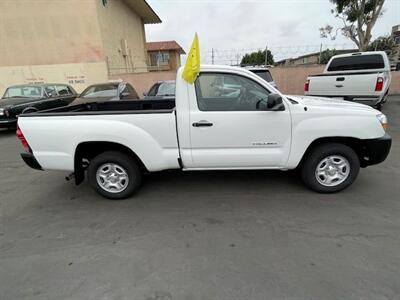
<box><xmin>143</xmin><ymin>80</ymin><xmax>176</xmax><ymax>100</ymax></box>
<box><xmin>244</xmin><ymin>66</ymin><xmax>278</xmax><ymax>89</ymax></box>
<box><xmin>70</xmin><ymin>81</ymin><xmax>139</xmax><ymax>106</ymax></box>
<box><xmin>0</xmin><ymin>83</ymin><xmax>77</xmax><ymax>129</ymax></box>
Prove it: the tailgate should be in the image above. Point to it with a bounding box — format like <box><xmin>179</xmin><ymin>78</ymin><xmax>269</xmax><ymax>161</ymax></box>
<box><xmin>307</xmin><ymin>73</ymin><xmax>378</xmax><ymax>97</ymax></box>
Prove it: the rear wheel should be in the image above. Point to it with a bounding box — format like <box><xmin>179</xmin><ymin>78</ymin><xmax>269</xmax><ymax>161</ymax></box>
<box><xmin>301</xmin><ymin>143</ymin><xmax>360</xmax><ymax>193</ymax></box>
<box><xmin>88</xmin><ymin>151</ymin><xmax>142</xmax><ymax>200</ymax></box>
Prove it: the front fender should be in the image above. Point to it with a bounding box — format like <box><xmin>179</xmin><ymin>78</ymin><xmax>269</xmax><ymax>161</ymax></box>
<box><xmin>286</xmin><ymin>114</ymin><xmax>385</xmax><ymax>168</ymax></box>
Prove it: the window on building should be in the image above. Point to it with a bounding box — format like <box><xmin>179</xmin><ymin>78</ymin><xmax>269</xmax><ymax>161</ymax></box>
<box><xmin>150</xmin><ymin>52</ymin><xmax>170</xmax><ymax>66</ymax></box>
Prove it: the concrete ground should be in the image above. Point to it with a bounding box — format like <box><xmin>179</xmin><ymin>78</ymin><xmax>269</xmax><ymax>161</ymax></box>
<box><xmin>0</xmin><ymin>96</ymin><xmax>399</xmax><ymax>300</ymax></box>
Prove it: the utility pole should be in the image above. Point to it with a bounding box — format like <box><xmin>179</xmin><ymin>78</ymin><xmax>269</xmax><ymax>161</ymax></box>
<box><xmin>264</xmin><ymin>45</ymin><xmax>268</xmax><ymax>66</ymax></box>
<box><xmin>211</xmin><ymin>48</ymin><xmax>214</xmax><ymax>65</ymax></box>
<box><xmin>319</xmin><ymin>43</ymin><xmax>323</xmax><ymax>64</ymax></box>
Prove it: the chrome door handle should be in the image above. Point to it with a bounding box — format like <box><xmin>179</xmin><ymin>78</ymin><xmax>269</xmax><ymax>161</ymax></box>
<box><xmin>192</xmin><ymin>120</ymin><xmax>213</xmax><ymax>127</ymax></box>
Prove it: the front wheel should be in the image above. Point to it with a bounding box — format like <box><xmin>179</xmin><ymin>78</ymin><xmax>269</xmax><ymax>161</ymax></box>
<box><xmin>88</xmin><ymin>151</ymin><xmax>142</xmax><ymax>200</ymax></box>
<box><xmin>301</xmin><ymin>143</ymin><xmax>360</xmax><ymax>193</ymax></box>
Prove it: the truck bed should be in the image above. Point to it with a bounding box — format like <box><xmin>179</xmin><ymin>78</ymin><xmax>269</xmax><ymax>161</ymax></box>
<box><xmin>20</xmin><ymin>99</ymin><xmax>176</xmax><ymax>117</ymax></box>
<box><xmin>18</xmin><ymin>98</ymin><xmax>180</xmax><ymax>173</ymax></box>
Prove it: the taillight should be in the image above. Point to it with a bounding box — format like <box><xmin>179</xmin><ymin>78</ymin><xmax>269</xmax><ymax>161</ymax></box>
<box><xmin>304</xmin><ymin>79</ymin><xmax>310</xmax><ymax>92</ymax></box>
<box><xmin>16</xmin><ymin>125</ymin><xmax>31</xmax><ymax>153</ymax></box>
<box><xmin>375</xmin><ymin>77</ymin><xmax>384</xmax><ymax>91</ymax></box>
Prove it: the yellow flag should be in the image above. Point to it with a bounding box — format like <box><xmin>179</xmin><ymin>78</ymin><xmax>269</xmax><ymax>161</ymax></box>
<box><xmin>182</xmin><ymin>33</ymin><xmax>200</xmax><ymax>84</ymax></box>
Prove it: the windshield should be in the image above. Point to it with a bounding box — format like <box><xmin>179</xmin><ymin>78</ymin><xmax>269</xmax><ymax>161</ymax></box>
<box><xmin>148</xmin><ymin>82</ymin><xmax>175</xmax><ymax>96</ymax></box>
<box><xmin>80</xmin><ymin>84</ymin><xmax>118</xmax><ymax>98</ymax></box>
<box><xmin>3</xmin><ymin>86</ymin><xmax>42</xmax><ymax>99</ymax></box>
<box><xmin>251</xmin><ymin>70</ymin><xmax>273</xmax><ymax>82</ymax></box>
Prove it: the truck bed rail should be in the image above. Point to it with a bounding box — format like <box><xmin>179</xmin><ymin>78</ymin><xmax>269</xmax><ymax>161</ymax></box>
<box><xmin>19</xmin><ymin>99</ymin><xmax>176</xmax><ymax>117</ymax></box>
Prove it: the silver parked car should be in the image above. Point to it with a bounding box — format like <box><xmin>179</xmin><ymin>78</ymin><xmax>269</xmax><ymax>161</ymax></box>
<box><xmin>144</xmin><ymin>80</ymin><xmax>176</xmax><ymax>100</ymax></box>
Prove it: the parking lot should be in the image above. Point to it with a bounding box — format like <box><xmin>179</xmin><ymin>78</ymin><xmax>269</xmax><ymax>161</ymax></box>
<box><xmin>0</xmin><ymin>96</ymin><xmax>399</xmax><ymax>300</ymax></box>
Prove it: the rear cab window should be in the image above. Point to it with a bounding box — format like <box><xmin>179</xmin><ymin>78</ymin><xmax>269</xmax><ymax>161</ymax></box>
<box><xmin>327</xmin><ymin>54</ymin><xmax>385</xmax><ymax>72</ymax></box>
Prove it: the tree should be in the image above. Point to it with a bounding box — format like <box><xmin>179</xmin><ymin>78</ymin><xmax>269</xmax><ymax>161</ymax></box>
<box><xmin>320</xmin><ymin>0</ymin><xmax>385</xmax><ymax>51</ymax></box>
<box><xmin>319</xmin><ymin>49</ymin><xmax>340</xmax><ymax>64</ymax></box>
<box><xmin>240</xmin><ymin>50</ymin><xmax>274</xmax><ymax>66</ymax></box>
<box><xmin>367</xmin><ymin>35</ymin><xmax>397</xmax><ymax>57</ymax></box>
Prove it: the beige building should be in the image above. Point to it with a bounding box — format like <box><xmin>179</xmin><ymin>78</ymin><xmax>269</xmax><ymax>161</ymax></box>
<box><xmin>146</xmin><ymin>41</ymin><xmax>186</xmax><ymax>71</ymax></box>
<box><xmin>0</xmin><ymin>0</ymin><xmax>161</xmax><ymax>94</ymax></box>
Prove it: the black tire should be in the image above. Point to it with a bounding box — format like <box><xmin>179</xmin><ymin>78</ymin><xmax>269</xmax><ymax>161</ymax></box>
<box><xmin>301</xmin><ymin>143</ymin><xmax>360</xmax><ymax>193</ymax></box>
<box><xmin>22</xmin><ymin>107</ymin><xmax>38</xmax><ymax>114</ymax></box>
<box><xmin>88</xmin><ymin>151</ymin><xmax>142</xmax><ymax>200</ymax></box>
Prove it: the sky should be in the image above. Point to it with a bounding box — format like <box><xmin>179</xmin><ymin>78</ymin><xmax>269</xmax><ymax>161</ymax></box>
<box><xmin>145</xmin><ymin>0</ymin><xmax>400</xmax><ymax>64</ymax></box>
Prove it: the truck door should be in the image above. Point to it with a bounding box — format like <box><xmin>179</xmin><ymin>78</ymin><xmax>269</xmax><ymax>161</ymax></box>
<box><xmin>188</xmin><ymin>72</ymin><xmax>291</xmax><ymax>168</ymax></box>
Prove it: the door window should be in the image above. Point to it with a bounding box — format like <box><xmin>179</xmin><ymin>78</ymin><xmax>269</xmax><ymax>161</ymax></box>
<box><xmin>194</xmin><ymin>73</ymin><xmax>270</xmax><ymax>111</ymax></box>
<box><xmin>45</xmin><ymin>86</ymin><xmax>57</xmax><ymax>97</ymax></box>
<box><xmin>119</xmin><ymin>84</ymin><xmax>139</xmax><ymax>99</ymax></box>
<box><xmin>55</xmin><ymin>85</ymin><xmax>72</xmax><ymax>96</ymax></box>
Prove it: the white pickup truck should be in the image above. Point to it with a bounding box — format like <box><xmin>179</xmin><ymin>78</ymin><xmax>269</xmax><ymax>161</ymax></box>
<box><xmin>17</xmin><ymin>65</ymin><xmax>391</xmax><ymax>199</ymax></box>
<box><xmin>304</xmin><ymin>51</ymin><xmax>392</xmax><ymax>109</ymax></box>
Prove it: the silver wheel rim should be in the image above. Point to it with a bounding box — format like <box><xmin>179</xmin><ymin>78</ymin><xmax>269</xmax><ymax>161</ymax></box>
<box><xmin>96</xmin><ymin>163</ymin><xmax>129</xmax><ymax>193</ymax></box>
<box><xmin>315</xmin><ymin>155</ymin><xmax>350</xmax><ymax>187</ymax></box>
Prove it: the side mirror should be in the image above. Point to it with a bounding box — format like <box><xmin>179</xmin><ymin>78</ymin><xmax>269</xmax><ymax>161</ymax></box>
<box><xmin>143</xmin><ymin>91</ymin><xmax>147</xmax><ymax>96</ymax></box>
<box><xmin>257</xmin><ymin>93</ymin><xmax>284</xmax><ymax>111</ymax></box>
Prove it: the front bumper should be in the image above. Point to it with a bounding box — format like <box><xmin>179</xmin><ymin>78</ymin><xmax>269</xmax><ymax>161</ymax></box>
<box><xmin>0</xmin><ymin>118</ymin><xmax>17</xmax><ymax>128</ymax></box>
<box><xmin>21</xmin><ymin>152</ymin><xmax>43</xmax><ymax>170</ymax></box>
<box><xmin>361</xmin><ymin>133</ymin><xmax>392</xmax><ymax>167</ymax></box>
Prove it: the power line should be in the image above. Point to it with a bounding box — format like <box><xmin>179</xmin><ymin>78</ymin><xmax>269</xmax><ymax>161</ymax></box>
<box><xmin>182</xmin><ymin>43</ymin><xmax>355</xmax><ymax>65</ymax></box>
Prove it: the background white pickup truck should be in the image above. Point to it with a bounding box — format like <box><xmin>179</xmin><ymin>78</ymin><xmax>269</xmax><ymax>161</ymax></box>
<box><xmin>304</xmin><ymin>51</ymin><xmax>392</xmax><ymax>109</ymax></box>
<box><xmin>17</xmin><ymin>65</ymin><xmax>391</xmax><ymax>199</ymax></box>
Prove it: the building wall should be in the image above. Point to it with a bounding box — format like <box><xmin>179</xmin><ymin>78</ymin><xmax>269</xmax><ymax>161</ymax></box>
<box><xmin>286</xmin><ymin>55</ymin><xmax>320</xmax><ymax>66</ymax></box>
<box><xmin>169</xmin><ymin>51</ymin><xmax>182</xmax><ymax>71</ymax></box>
<box><xmin>95</xmin><ymin>0</ymin><xmax>148</xmax><ymax>74</ymax></box>
<box><xmin>0</xmin><ymin>0</ymin><xmax>108</xmax><ymax>93</ymax></box>
<box><xmin>0</xmin><ymin>0</ymin><xmax>104</xmax><ymax>67</ymax></box>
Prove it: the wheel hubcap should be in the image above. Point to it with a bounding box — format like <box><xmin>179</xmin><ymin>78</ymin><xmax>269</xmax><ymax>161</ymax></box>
<box><xmin>315</xmin><ymin>155</ymin><xmax>350</xmax><ymax>187</ymax></box>
<box><xmin>96</xmin><ymin>163</ymin><xmax>129</xmax><ymax>193</ymax></box>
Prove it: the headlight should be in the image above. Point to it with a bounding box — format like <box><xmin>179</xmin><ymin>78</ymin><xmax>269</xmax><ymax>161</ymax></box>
<box><xmin>376</xmin><ymin>113</ymin><xmax>388</xmax><ymax>131</ymax></box>
<box><xmin>0</xmin><ymin>108</ymin><xmax>4</xmax><ymax>116</ymax></box>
